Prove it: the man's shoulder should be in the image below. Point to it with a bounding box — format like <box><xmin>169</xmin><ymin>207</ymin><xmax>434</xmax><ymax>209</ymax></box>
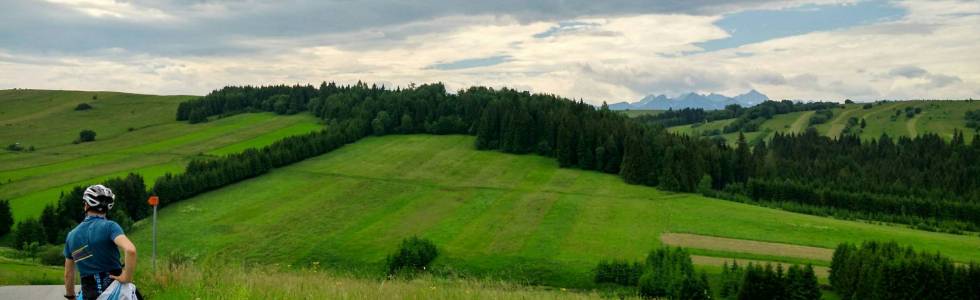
<box><xmin>99</xmin><ymin>219</ymin><xmax>125</xmax><ymax>235</ymax></box>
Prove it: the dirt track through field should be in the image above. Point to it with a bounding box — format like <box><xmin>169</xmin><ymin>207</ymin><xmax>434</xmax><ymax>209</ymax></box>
<box><xmin>691</xmin><ymin>256</ymin><xmax>830</xmax><ymax>277</ymax></box>
<box><xmin>661</xmin><ymin>233</ymin><xmax>834</xmax><ymax>261</ymax></box>
<box><xmin>789</xmin><ymin>111</ymin><xmax>815</xmax><ymax>133</ymax></box>
<box><xmin>826</xmin><ymin>108</ymin><xmax>858</xmax><ymax>137</ymax></box>
<box><xmin>906</xmin><ymin>114</ymin><xmax>920</xmax><ymax>137</ymax></box>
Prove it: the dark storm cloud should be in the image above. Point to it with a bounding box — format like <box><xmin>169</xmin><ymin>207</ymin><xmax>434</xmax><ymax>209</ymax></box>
<box><xmin>889</xmin><ymin>66</ymin><xmax>928</xmax><ymax>78</ymax></box>
<box><xmin>887</xmin><ymin>66</ymin><xmax>962</xmax><ymax>88</ymax></box>
<box><xmin>0</xmin><ymin>0</ymin><xmax>794</xmax><ymax>58</ymax></box>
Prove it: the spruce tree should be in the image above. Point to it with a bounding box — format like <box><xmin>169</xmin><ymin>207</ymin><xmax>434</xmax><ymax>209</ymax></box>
<box><xmin>0</xmin><ymin>199</ymin><xmax>12</xmax><ymax>236</ymax></box>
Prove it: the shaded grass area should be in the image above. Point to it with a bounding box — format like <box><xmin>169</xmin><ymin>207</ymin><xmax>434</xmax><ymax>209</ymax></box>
<box><xmin>127</xmin><ymin>135</ymin><xmax>980</xmax><ymax>289</ymax></box>
<box><xmin>661</xmin><ymin>233</ymin><xmax>833</xmax><ymax>261</ymax></box>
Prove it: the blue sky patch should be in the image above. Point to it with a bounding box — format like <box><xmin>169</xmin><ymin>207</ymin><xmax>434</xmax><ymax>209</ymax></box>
<box><xmin>695</xmin><ymin>0</ymin><xmax>906</xmax><ymax>52</ymax></box>
<box><xmin>533</xmin><ymin>21</ymin><xmax>599</xmax><ymax>38</ymax></box>
<box><xmin>429</xmin><ymin>55</ymin><xmax>511</xmax><ymax>70</ymax></box>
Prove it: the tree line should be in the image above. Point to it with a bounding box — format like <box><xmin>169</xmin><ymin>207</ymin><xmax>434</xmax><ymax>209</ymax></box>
<box><xmin>595</xmin><ymin>247</ymin><xmax>821</xmax><ymax>300</ymax></box>
<box><xmin>830</xmin><ymin>241</ymin><xmax>979</xmax><ymax>300</ymax></box>
<box><xmin>595</xmin><ymin>247</ymin><xmax>711</xmax><ymax>299</ymax></box>
<box><xmin>718</xmin><ymin>261</ymin><xmax>821</xmax><ymax>300</ymax></box>
<box><xmin>11</xmin><ymin>174</ymin><xmax>146</xmax><ymax>249</ymax></box>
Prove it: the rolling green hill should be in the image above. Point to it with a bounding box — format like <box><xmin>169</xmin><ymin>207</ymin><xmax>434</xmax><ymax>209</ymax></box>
<box><xmin>668</xmin><ymin>100</ymin><xmax>980</xmax><ymax>144</ymax></box>
<box><xmin>4</xmin><ymin>90</ymin><xmax>979</xmax><ymax>297</ymax></box>
<box><xmin>0</xmin><ymin>89</ymin><xmax>322</xmax><ymax>222</ymax></box>
<box><xmin>127</xmin><ymin>134</ymin><xmax>980</xmax><ymax>289</ymax></box>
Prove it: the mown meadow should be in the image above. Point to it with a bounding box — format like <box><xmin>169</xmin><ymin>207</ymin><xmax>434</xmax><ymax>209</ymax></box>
<box><xmin>0</xmin><ymin>90</ymin><xmax>322</xmax><ymax>223</ymax></box>
<box><xmin>126</xmin><ymin>134</ymin><xmax>980</xmax><ymax>291</ymax></box>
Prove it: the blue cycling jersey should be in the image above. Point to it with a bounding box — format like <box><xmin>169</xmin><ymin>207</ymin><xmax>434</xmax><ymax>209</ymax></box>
<box><xmin>63</xmin><ymin>215</ymin><xmax>124</xmax><ymax>276</ymax></box>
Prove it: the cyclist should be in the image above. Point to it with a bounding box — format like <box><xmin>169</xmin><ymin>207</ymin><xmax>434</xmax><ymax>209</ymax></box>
<box><xmin>63</xmin><ymin>184</ymin><xmax>141</xmax><ymax>300</ymax></box>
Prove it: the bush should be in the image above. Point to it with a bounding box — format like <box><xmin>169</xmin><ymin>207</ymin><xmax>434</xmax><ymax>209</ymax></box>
<box><xmin>166</xmin><ymin>250</ymin><xmax>197</xmax><ymax>271</ymax></box>
<box><xmin>862</xmin><ymin>103</ymin><xmax>873</xmax><ymax>109</ymax></box>
<box><xmin>40</xmin><ymin>244</ymin><xmax>65</xmax><ymax>266</ymax></box>
<box><xmin>966</xmin><ymin>110</ymin><xmax>980</xmax><ymax>129</ymax></box>
<box><xmin>5</xmin><ymin>143</ymin><xmax>23</xmax><ymax>151</ymax></box>
<box><xmin>638</xmin><ymin>247</ymin><xmax>704</xmax><ymax>299</ymax></box>
<box><xmin>77</xmin><ymin>130</ymin><xmax>97</xmax><ymax>143</ymax></box>
<box><xmin>385</xmin><ymin>236</ymin><xmax>438</xmax><ymax>275</ymax></box>
<box><xmin>13</xmin><ymin>218</ymin><xmax>46</xmax><ymax>250</ymax></box>
<box><xmin>20</xmin><ymin>241</ymin><xmax>41</xmax><ymax>262</ymax></box>
<box><xmin>74</xmin><ymin>103</ymin><xmax>93</xmax><ymax>111</ymax></box>
<box><xmin>594</xmin><ymin>259</ymin><xmax>644</xmax><ymax>286</ymax></box>
<box><xmin>808</xmin><ymin>109</ymin><xmax>834</xmax><ymax>126</ymax></box>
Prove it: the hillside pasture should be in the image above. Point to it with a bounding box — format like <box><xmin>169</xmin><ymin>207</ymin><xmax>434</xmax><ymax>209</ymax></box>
<box><xmin>668</xmin><ymin>100</ymin><xmax>980</xmax><ymax>144</ymax></box>
<box><xmin>0</xmin><ymin>89</ymin><xmax>322</xmax><ymax>222</ymax></box>
<box><xmin>128</xmin><ymin>135</ymin><xmax>980</xmax><ymax>288</ymax></box>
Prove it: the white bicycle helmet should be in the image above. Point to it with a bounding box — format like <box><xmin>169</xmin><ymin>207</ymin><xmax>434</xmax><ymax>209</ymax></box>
<box><xmin>82</xmin><ymin>184</ymin><xmax>115</xmax><ymax>212</ymax></box>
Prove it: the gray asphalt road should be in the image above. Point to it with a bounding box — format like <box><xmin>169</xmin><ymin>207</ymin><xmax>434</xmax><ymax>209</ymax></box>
<box><xmin>0</xmin><ymin>285</ymin><xmax>79</xmax><ymax>300</ymax></box>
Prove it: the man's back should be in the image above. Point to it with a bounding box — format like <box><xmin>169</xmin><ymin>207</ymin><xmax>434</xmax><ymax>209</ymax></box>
<box><xmin>64</xmin><ymin>215</ymin><xmax>124</xmax><ymax>276</ymax></box>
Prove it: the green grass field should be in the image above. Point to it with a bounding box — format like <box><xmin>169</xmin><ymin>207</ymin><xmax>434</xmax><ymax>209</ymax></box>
<box><xmin>0</xmin><ymin>89</ymin><xmax>322</xmax><ymax>222</ymax></box>
<box><xmin>668</xmin><ymin>101</ymin><xmax>980</xmax><ymax>144</ymax></box>
<box><xmin>127</xmin><ymin>134</ymin><xmax>980</xmax><ymax>289</ymax></box>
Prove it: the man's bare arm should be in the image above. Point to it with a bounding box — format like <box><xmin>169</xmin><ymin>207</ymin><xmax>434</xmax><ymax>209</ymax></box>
<box><xmin>64</xmin><ymin>258</ymin><xmax>75</xmax><ymax>297</ymax></box>
<box><xmin>110</xmin><ymin>234</ymin><xmax>137</xmax><ymax>283</ymax></box>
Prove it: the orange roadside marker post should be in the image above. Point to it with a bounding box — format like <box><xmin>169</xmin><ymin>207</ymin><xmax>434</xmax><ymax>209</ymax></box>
<box><xmin>147</xmin><ymin>196</ymin><xmax>159</xmax><ymax>272</ymax></box>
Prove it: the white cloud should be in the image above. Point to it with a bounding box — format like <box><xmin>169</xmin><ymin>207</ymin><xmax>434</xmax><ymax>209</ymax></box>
<box><xmin>43</xmin><ymin>0</ymin><xmax>176</xmax><ymax>21</ymax></box>
<box><xmin>1</xmin><ymin>0</ymin><xmax>979</xmax><ymax>103</ymax></box>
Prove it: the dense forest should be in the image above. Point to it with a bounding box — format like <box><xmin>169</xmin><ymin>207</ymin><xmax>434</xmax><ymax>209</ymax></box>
<box><xmin>170</xmin><ymin>82</ymin><xmax>980</xmax><ymax>233</ymax></box>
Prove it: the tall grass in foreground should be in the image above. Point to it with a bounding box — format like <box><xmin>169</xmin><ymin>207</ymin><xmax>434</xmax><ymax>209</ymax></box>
<box><xmin>137</xmin><ymin>262</ymin><xmax>623</xmax><ymax>299</ymax></box>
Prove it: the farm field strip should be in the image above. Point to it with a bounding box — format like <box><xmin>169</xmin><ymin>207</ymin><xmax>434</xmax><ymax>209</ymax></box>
<box><xmin>660</xmin><ymin>233</ymin><xmax>834</xmax><ymax>261</ymax></box>
<box><xmin>208</xmin><ymin>121</ymin><xmax>323</xmax><ymax>156</ymax></box>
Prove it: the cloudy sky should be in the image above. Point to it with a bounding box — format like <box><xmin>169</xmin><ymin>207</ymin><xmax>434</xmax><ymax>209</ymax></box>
<box><xmin>1</xmin><ymin>0</ymin><xmax>978</xmax><ymax>103</ymax></box>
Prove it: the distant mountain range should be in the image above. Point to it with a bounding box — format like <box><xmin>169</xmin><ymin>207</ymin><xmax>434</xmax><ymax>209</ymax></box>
<box><xmin>608</xmin><ymin>90</ymin><xmax>769</xmax><ymax>110</ymax></box>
